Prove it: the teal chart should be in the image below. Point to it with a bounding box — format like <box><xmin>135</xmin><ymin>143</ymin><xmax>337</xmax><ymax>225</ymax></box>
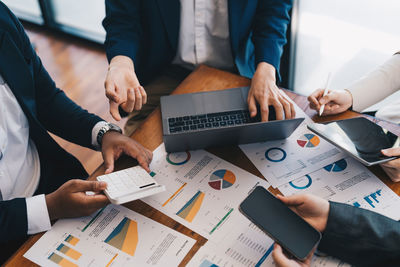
<box><xmin>353</xmin><ymin>190</ymin><xmax>382</xmax><ymax>209</ymax></box>
<box><xmin>265</xmin><ymin>147</ymin><xmax>287</xmax><ymax>162</ymax></box>
<box><xmin>166</xmin><ymin>151</ymin><xmax>191</xmax><ymax>165</ymax></box>
<box><xmin>289</xmin><ymin>175</ymin><xmax>312</xmax><ymax>189</ymax></box>
<box><xmin>324</xmin><ymin>159</ymin><xmax>347</xmax><ymax>172</ymax></box>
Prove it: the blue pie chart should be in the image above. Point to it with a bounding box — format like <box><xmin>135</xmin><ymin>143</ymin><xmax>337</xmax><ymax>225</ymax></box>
<box><xmin>324</xmin><ymin>159</ymin><xmax>347</xmax><ymax>172</ymax></box>
<box><xmin>289</xmin><ymin>175</ymin><xmax>312</xmax><ymax>189</ymax></box>
<box><xmin>265</xmin><ymin>147</ymin><xmax>287</xmax><ymax>162</ymax></box>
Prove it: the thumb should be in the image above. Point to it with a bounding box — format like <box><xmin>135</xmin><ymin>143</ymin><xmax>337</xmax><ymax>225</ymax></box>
<box><xmin>277</xmin><ymin>194</ymin><xmax>304</xmax><ymax>206</ymax></box>
<box><xmin>70</xmin><ymin>180</ymin><xmax>107</xmax><ymax>193</ymax></box>
<box><xmin>381</xmin><ymin>147</ymin><xmax>400</xmax><ymax>157</ymax></box>
<box><xmin>102</xmin><ymin>147</ymin><xmax>115</xmax><ymax>174</ymax></box>
<box><xmin>272</xmin><ymin>243</ymin><xmax>291</xmax><ymax>266</ymax></box>
<box><xmin>109</xmin><ymin>100</ymin><xmax>122</xmax><ymax>121</ymax></box>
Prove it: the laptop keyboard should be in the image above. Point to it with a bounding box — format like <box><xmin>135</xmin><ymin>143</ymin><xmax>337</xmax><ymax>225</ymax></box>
<box><xmin>167</xmin><ymin>110</ymin><xmax>262</xmax><ymax>134</ymax></box>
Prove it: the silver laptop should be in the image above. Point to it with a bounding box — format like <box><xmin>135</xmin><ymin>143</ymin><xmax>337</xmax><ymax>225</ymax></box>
<box><xmin>160</xmin><ymin>87</ymin><xmax>304</xmax><ymax>152</ymax></box>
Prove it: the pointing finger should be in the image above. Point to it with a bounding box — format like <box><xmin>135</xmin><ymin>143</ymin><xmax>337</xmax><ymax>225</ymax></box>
<box><xmin>109</xmin><ymin>100</ymin><xmax>121</xmax><ymax>121</ymax></box>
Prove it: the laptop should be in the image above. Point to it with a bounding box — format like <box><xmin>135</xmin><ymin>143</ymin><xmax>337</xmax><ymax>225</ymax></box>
<box><xmin>160</xmin><ymin>87</ymin><xmax>304</xmax><ymax>152</ymax></box>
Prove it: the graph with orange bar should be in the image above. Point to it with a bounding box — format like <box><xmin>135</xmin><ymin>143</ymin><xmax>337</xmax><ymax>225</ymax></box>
<box><xmin>56</xmin><ymin>244</ymin><xmax>82</xmax><ymax>260</ymax></box>
<box><xmin>106</xmin><ymin>254</ymin><xmax>118</xmax><ymax>267</ymax></box>
<box><xmin>105</xmin><ymin>217</ymin><xmax>138</xmax><ymax>256</ymax></box>
<box><xmin>48</xmin><ymin>253</ymin><xmax>78</xmax><ymax>267</ymax></box>
<box><xmin>64</xmin><ymin>235</ymin><xmax>79</xmax><ymax>246</ymax></box>
<box><xmin>176</xmin><ymin>191</ymin><xmax>205</xmax><ymax>222</ymax></box>
<box><xmin>162</xmin><ymin>182</ymin><xmax>187</xmax><ymax>207</ymax></box>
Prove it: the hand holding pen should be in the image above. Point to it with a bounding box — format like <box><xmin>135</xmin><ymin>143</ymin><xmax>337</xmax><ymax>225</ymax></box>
<box><xmin>307</xmin><ymin>74</ymin><xmax>353</xmax><ymax>116</ymax></box>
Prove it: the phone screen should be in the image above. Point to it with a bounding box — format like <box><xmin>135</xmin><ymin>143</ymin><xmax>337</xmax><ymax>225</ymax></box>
<box><xmin>240</xmin><ymin>186</ymin><xmax>321</xmax><ymax>260</ymax></box>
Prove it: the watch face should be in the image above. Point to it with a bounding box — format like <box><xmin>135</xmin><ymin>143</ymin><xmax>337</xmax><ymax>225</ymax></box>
<box><xmin>108</xmin><ymin>123</ymin><xmax>122</xmax><ymax>134</ymax></box>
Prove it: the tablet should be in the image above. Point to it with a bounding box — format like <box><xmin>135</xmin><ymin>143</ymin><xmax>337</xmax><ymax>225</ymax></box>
<box><xmin>307</xmin><ymin>117</ymin><xmax>399</xmax><ymax>166</ymax></box>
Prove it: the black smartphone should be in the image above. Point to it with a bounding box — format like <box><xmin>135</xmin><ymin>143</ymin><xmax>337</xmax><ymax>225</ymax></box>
<box><xmin>239</xmin><ymin>186</ymin><xmax>321</xmax><ymax>260</ymax></box>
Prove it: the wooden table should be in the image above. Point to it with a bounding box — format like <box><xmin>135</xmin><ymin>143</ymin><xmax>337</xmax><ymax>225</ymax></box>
<box><xmin>6</xmin><ymin>65</ymin><xmax>400</xmax><ymax>266</ymax></box>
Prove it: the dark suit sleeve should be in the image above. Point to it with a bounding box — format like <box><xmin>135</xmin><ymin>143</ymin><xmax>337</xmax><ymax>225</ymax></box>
<box><xmin>318</xmin><ymin>202</ymin><xmax>400</xmax><ymax>266</ymax></box>
<box><xmin>102</xmin><ymin>0</ymin><xmax>142</xmax><ymax>63</ymax></box>
<box><xmin>252</xmin><ymin>0</ymin><xmax>292</xmax><ymax>80</ymax></box>
<box><xmin>0</xmin><ymin>199</ymin><xmax>28</xmax><ymax>242</ymax></box>
<box><xmin>10</xmin><ymin>11</ymin><xmax>103</xmax><ymax>149</ymax></box>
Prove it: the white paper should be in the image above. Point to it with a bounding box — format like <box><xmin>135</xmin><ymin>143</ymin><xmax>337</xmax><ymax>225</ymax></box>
<box><xmin>187</xmin><ymin>220</ymin><xmax>275</xmax><ymax>267</ymax></box>
<box><xmin>188</xmin><ymin>236</ymin><xmax>349</xmax><ymax>267</ymax></box>
<box><xmin>24</xmin><ymin>204</ymin><xmax>195</xmax><ymax>266</ymax></box>
<box><xmin>240</xmin><ymin>122</ymin><xmax>344</xmax><ymax>188</ymax></box>
<box><xmin>143</xmin><ymin>144</ymin><xmax>271</xmax><ymax>243</ymax></box>
<box><xmin>279</xmin><ymin>157</ymin><xmax>400</xmax><ymax>220</ymax></box>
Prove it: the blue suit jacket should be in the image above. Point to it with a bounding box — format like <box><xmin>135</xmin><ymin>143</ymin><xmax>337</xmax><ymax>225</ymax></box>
<box><xmin>0</xmin><ymin>3</ymin><xmax>103</xmax><ymax>242</ymax></box>
<box><xmin>103</xmin><ymin>0</ymin><xmax>292</xmax><ymax>85</ymax></box>
<box><xmin>319</xmin><ymin>202</ymin><xmax>400</xmax><ymax>266</ymax></box>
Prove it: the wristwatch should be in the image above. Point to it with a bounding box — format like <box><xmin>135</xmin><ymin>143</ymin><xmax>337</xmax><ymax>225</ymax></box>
<box><xmin>97</xmin><ymin>122</ymin><xmax>123</xmax><ymax>148</ymax></box>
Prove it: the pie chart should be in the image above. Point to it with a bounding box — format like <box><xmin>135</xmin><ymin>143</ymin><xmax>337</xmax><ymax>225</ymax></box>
<box><xmin>297</xmin><ymin>134</ymin><xmax>320</xmax><ymax>148</ymax></box>
<box><xmin>324</xmin><ymin>159</ymin><xmax>347</xmax><ymax>172</ymax></box>
<box><xmin>289</xmin><ymin>175</ymin><xmax>312</xmax><ymax>189</ymax></box>
<box><xmin>265</xmin><ymin>147</ymin><xmax>287</xmax><ymax>162</ymax></box>
<box><xmin>208</xmin><ymin>169</ymin><xmax>236</xmax><ymax>190</ymax></box>
<box><xmin>166</xmin><ymin>151</ymin><xmax>191</xmax><ymax>165</ymax></box>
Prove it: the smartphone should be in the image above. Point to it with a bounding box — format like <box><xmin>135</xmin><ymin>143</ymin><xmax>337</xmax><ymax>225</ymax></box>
<box><xmin>239</xmin><ymin>186</ymin><xmax>321</xmax><ymax>260</ymax></box>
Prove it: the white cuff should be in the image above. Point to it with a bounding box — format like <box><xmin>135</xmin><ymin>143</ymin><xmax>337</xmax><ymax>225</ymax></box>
<box><xmin>26</xmin><ymin>194</ymin><xmax>51</xmax><ymax>235</ymax></box>
<box><xmin>348</xmin><ymin>54</ymin><xmax>400</xmax><ymax>112</ymax></box>
<box><xmin>91</xmin><ymin>121</ymin><xmax>108</xmax><ymax>150</ymax></box>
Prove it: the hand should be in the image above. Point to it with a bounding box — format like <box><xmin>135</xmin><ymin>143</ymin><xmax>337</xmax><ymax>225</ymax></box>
<box><xmin>272</xmin><ymin>243</ymin><xmax>315</xmax><ymax>267</ymax></box>
<box><xmin>247</xmin><ymin>62</ymin><xmax>295</xmax><ymax>121</ymax></box>
<box><xmin>105</xmin><ymin>55</ymin><xmax>147</xmax><ymax>121</ymax></box>
<box><xmin>307</xmin><ymin>89</ymin><xmax>352</xmax><ymax>116</ymax></box>
<box><xmin>277</xmin><ymin>194</ymin><xmax>329</xmax><ymax>232</ymax></box>
<box><xmin>46</xmin><ymin>179</ymin><xmax>109</xmax><ymax>220</ymax></box>
<box><xmin>101</xmin><ymin>131</ymin><xmax>153</xmax><ymax>174</ymax></box>
<box><xmin>381</xmin><ymin>148</ymin><xmax>400</xmax><ymax>182</ymax></box>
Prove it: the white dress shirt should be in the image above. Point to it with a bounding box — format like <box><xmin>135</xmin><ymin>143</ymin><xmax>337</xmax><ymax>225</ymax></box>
<box><xmin>0</xmin><ymin>74</ymin><xmax>106</xmax><ymax>235</ymax></box>
<box><xmin>0</xmin><ymin>74</ymin><xmax>49</xmax><ymax>235</ymax></box>
<box><xmin>172</xmin><ymin>0</ymin><xmax>235</xmax><ymax>71</ymax></box>
<box><xmin>348</xmin><ymin>54</ymin><xmax>400</xmax><ymax>123</ymax></box>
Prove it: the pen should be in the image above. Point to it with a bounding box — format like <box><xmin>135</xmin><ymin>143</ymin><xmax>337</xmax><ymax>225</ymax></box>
<box><xmin>319</xmin><ymin>72</ymin><xmax>332</xmax><ymax>116</ymax></box>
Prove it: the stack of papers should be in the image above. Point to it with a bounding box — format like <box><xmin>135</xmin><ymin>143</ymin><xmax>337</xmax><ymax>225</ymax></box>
<box><xmin>25</xmin><ymin>95</ymin><xmax>400</xmax><ymax>267</ymax></box>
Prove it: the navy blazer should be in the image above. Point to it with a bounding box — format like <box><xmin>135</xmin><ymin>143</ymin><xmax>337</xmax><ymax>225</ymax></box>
<box><xmin>0</xmin><ymin>3</ymin><xmax>103</xmax><ymax>242</ymax></box>
<box><xmin>103</xmin><ymin>0</ymin><xmax>292</xmax><ymax>85</ymax></box>
<box><xmin>319</xmin><ymin>202</ymin><xmax>400</xmax><ymax>266</ymax></box>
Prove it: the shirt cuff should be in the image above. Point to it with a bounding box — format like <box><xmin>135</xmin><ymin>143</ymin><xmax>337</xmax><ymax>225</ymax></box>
<box><xmin>26</xmin><ymin>194</ymin><xmax>51</xmax><ymax>235</ymax></box>
<box><xmin>91</xmin><ymin>121</ymin><xmax>108</xmax><ymax>150</ymax></box>
<box><xmin>348</xmin><ymin>54</ymin><xmax>400</xmax><ymax>112</ymax></box>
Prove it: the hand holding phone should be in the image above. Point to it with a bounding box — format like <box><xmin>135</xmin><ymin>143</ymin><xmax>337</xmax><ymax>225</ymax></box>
<box><xmin>276</xmin><ymin>194</ymin><xmax>330</xmax><ymax>233</ymax></box>
<box><xmin>272</xmin><ymin>243</ymin><xmax>316</xmax><ymax>267</ymax></box>
<box><xmin>239</xmin><ymin>187</ymin><xmax>322</xmax><ymax>260</ymax></box>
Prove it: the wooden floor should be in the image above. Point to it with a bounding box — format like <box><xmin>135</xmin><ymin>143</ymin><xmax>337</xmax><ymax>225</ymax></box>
<box><xmin>24</xmin><ymin>23</ymin><xmax>127</xmax><ymax>174</ymax></box>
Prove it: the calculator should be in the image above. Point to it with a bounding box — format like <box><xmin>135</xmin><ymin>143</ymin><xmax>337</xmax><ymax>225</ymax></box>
<box><xmin>97</xmin><ymin>166</ymin><xmax>165</xmax><ymax>205</ymax></box>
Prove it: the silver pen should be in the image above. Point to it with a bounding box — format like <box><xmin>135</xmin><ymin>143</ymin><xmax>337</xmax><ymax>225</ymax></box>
<box><xmin>319</xmin><ymin>72</ymin><xmax>332</xmax><ymax>116</ymax></box>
